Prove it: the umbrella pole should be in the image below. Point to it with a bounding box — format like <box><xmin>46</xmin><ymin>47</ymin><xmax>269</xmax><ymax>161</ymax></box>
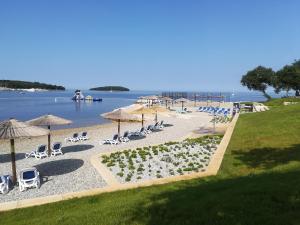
<box><xmin>47</xmin><ymin>125</ymin><xmax>51</xmax><ymax>156</ymax></box>
<box><xmin>155</xmin><ymin>112</ymin><xmax>158</xmax><ymax>123</ymax></box>
<box><xmin>118</xmin><ymin>119</ymin><xmax>121</xmax><ymax>138</ymax></box>
<box><xmin>142</xmin><ymin>114</ymin><xmax>144</xmax><ymax>127</ymax></box>
<box><xmin>10</xmin><ymin>139</ymin><xmax>17</xmax><ymax>184</ymax></box>
<box><xmin>182</xmin><ymin>102</ymin><xmax>184</xmax><ymax>111</ymax></box>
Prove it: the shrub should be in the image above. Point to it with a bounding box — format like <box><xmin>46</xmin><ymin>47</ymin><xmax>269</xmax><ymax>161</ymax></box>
<box><xmin>107</xmin><ymin>161</ymin><xmax>115</xmax><ymax>167</ymax></box>
<box><xmin>117</xmin><ymin>172</ymin><xmax>124</xmax><ymax>177</ymax></box>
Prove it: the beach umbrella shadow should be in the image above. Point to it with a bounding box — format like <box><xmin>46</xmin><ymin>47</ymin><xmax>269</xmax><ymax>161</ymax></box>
<box><xmin>34</xmin><ymin>159</ymin><xmax>84</xmax><ymax>177</ymax></box>
<box><xmin>61</xmin><ymin>144</ymin><xmax>94</xmax><ymax>153</ymax></box>
<box><xmin>129</xmin><ymin>136</ymin><xmax>147</xmax><ymax>141</ymax></box>
<box><xmin>0</xmin><ymin>153</ymin><xmax>25</xmax><ymax>163</ymax></box>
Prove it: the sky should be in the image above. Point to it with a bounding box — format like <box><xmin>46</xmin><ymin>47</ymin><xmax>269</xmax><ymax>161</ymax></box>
<box><xmin>0</xmin><ymin>0</ymin><xmax>300</xmax><ymax>91</ymax></box>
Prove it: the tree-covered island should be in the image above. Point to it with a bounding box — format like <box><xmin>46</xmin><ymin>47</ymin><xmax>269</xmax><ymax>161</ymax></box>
<box><xmin>0</xmin><ymin>80</ymin><xmax>65</xmax><ymax>91</ymax></box>
<box><xmin>90</xmin><ymin>86</ymin><xmax>130</xmax><ymax>91</ymax></box>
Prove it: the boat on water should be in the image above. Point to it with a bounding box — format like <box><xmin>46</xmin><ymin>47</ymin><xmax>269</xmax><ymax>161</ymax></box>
<box><xmin>72</xmin><ymin>90</ymin><xmax>85</xmax><ymax>101</ymax></box>
<box><xmin>85</xmin><ymin>95</ymin><xmax>103</xmax><ymax>102</ymax></box>
<box><xmin>72</xmin><ymin>90</ymin><xmax>102</xmax><ymax>102</ymax></box>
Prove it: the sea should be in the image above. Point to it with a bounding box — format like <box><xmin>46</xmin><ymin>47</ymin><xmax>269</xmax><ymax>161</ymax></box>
<box><xmin>0</xmin><ymin>90</ymin><xmax>283</xmax><ymax>129</ymax></box>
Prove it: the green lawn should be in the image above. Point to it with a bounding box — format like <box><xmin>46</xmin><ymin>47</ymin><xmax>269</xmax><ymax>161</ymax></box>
<box><xmin>1</xmin><ymin>100</ymin><xmax>300</xmax><ymax>225</ymax></box>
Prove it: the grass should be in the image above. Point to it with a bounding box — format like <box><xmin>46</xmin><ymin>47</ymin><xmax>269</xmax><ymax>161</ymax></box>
<box><xmin>264</xmin><ymin>97</ymin><xmax>300</xmax><ymax>107</ymax></box>
<box><xmin>1</xmin><ymin>99</ymin><xmax>300</xmax><ymax>225</ymax></box>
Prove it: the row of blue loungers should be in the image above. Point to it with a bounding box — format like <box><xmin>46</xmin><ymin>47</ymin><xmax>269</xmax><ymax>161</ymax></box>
<box><xmin>198</xmin><ymin>106</ymin><xmax>231</xmax><ymax>116</ymax></box>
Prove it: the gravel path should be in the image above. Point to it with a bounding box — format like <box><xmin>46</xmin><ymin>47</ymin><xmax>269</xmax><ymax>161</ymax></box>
<box><xmin>0</xmin><ymin>108</ymin><xmax>214</xmax><ymax>202</ymax></box>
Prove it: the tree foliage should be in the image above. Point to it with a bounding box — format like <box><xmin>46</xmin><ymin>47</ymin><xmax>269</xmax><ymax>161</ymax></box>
<box><xmin>241</xmin><ymin>66</ymin><xmax>274</xmax><ymax>99</ymax></box>
<box><xmin>274</xmin><ymin>60</ymin><xmax>300</xmax><ymax>94</ymax></box>
<box><xmin>241</xmin><ymin>60</ymin><xmax>300</xmax><ymax>98</ymax></box>
<box><xmin>0</xmin><ymin>80</ymin><xmax>65</xmax><ymax>90</ymax></box>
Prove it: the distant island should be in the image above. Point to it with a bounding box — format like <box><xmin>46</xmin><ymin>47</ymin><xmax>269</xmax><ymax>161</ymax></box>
<box><xmin>90</xmin><ymin>86</ymin><xmax>130</xmax><ymax>91</ymax></box>
<box><xmin>0</xmin><ymin>80</ymin><xmax>65</xmax><ymax>91</ymax></box>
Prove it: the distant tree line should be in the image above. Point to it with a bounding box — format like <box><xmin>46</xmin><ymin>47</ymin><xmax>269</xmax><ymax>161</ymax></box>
<box><xmin>0</xmin><ymin>80</ymin><xmax>65</xmax><ymax>90</ymax></box>
<box><xmin>241</xmin><ymin>60</ymin><xmax>300</xmax><ymax>99</ymax></box>
<box><xmin>90</xmin><ymin>86</ymin><xmax>130</xmax><ymax>91</ymax></box>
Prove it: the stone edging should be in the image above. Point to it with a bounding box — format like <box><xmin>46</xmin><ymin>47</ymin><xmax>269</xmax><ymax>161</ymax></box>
<box><xmin>0</xmin><ymin>114</ymin><xmax>239</xmax><ymax>212</ymax></box>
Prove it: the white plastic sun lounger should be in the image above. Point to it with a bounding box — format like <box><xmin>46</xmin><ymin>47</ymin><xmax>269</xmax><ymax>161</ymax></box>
<box><xmin>0</xmin><ymin>175</ymin><xmax>11</xmax><ymax>194</ymax></box>
<box><xmin>51</xmin><ymin>142</ymin><xmax>63</xmax><ymax>156</ymax></box>
<box><xmin>25</xmin><ymin>144</ymin><xmax>48</xmax><ymax>159</ymax></box>
<box><xmin>18</xmin><ymin>168</ymin><xmax>40</xmax><ymax>192</ymax></box>
<box><xmin>120</xmin><ymin>131</ymin><xmax>130</xmax><ymax>143</ymax></box>
<box><xmin>101</xmin><ymin>134</ymin><xmax>119</xmax><ymax>145</ymax></box>
<box><xmin>65</xmin><ymin>133</ymin><xmax>80</xmax><ymax>143</ymax></box>
<box><xmin>152</xmin><ymin>121</ymin><xmax>164</xmax><ymax>131</ymax></box>
<box><xmin>79</xmin><ymin>131</ymin><xmax>89</xmax><ymax>141</ymax></box>
<box><xmin>132</xmin><ymin>127</ymin><xmax>147</xmax><ymax>137</ymax></box>
<box><xmin>145</xmin><ymin>125</ymin><xmax>153</xmax><ymax>134</ymax></box>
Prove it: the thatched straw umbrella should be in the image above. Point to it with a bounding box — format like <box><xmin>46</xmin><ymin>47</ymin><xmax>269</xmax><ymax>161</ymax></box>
<box><xmin>0</xmin><ymin>119</ymin><xmax>49</xmax><ymax>183</ymax></box>
<box><xmin>175</xmin><ymin>98</ymin><xmax>189</xmax><ymax>110</ymax></box>
<box><xmin>131</xmin><ymin>107</ymin><xmax>155</xmax><ymax>127</ymax></box>
<box><xmin>143</xmin><ymin>95</ymin><xmax>159</xmax><ymax>107</ymax></box>
<box><xmin>160</xmin><ymin>97</ymin><xmax>173</xmax><ymax>108</ymax></box>
<box><xmin>102</xmin><ymin>109</ymin><xmax>139</xmax><ymax>138</ymax></box>
<box><xmin>131</xmin><ymin>106</ymin><xmax>166</xmax><ymax>126</ymax></box>
<box><xmin>27</xmin><ymin>114</ymin><xmax>72</xmax><ymax>155</ymax></box>
<box><xmin>151</xmin><ymin>106</ymin><xmax>167</xmax><ymax>123</ymax></box>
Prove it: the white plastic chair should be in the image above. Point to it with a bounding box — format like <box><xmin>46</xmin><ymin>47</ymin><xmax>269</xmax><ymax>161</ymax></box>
<box><xmin>65</xmin><ymin>133</ymin><xmax>80</xmax><ymax>143</ymax></box>
<box><xmin>25</xmin><ymin>145</ymin><xmax>48</xmax><ymax>159</ymax></box>
<box><xmin>132</xmin><ymin>127</ymin><xmax>147</xmax><ymax>137</ymax></box>
<box><xmin>0</xmin><ymin>175</ymin><xmax>11</xmax><ymax>194</ymax></box>
<box><xmin>101</xmin><ymin>134</ymin><xmax>119</xmax><ymax>145</ymax></box>
<box><xmin>51</xmin><ymin>142</ymin><xmax>63</xmax><ymax>156</ymax></box>
<box><xmin>120</xmin><ymin>131</ymin><xmax>130</xmax><ymax>143</ymax></box>
<box><xmin>79</xmin><ymin>131</ymin><xmax>89</xmax><ymax>141</ymax></box>
<box><xmin>18</xmin><ymin>168</ymin><xmax>40</xmax><ymax>192</ymax></box>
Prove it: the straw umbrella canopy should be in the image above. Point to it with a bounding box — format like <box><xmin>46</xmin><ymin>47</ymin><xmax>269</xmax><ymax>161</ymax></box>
<box><xmin>27</xmin><ymin>114</ymin><xmax>72</xmax><ymax>155</ymax></box>
<box><xmin>175</xmin><ymin>98</ymin><xmax>189</xmax><ymax>110</ymax></box>
<box><xmin>143</xmin><ymin>95</ymin><xmax>159</xmax><ymax>106</ymax></box>
<box><xmin>151</xmin><ymin>106</ymin><xmax>167</xmax><ymax>123</ymax></box>
<box><xmin>102</xmin><ymin>109</ymin><xmax>139</xmax><ymax>138</ymax></box>
<box><xmin>131</xmin><ymin>107</ymin><xmax>155</xmax><ymax>127</ymax></box>
<box><xmin>0</xmin><ymin>119</ymin><xmax>49</xmax><ymax>183</ymax></box>
<box><xmin>131</xmin><ymin>106</ymin><xmax>166</xmax><ymax>125</ymax></box>
<box><xmin>160</xmin><ymin>97</ymin><xmax>173</xmax><ymax>108</ymax></box>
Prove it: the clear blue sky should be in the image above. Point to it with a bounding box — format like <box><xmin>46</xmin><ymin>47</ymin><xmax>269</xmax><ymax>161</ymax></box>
<box><xmin>0</xmin><ymin>0</ymin><xmax>300</xmax><ymax>91</ymax></box>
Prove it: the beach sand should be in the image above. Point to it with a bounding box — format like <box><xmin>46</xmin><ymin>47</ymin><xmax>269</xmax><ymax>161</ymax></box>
<box><xmin>0</xmin><ymin>106</ymin><xmax>229</xmax><ymax>203</ymax></box>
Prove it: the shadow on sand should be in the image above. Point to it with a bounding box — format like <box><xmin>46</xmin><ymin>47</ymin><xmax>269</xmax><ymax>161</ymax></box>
<box><xmin>0</xmin><ymin>153</ymin><xmax>25</xmax><ymax>163</ymax></box>
<box><xmin>163</xmin><ymin>123</ymin><xmax>174</xmax><ymax>127</ymax></box>
<box><xmin>34</xmin><ymin>159</ymin><xmax>84</xmax><ymax>177</ymax></box>
<box><xmin>129</xmin><ymin>136</ymin><xmax>147</xmax><ymax>141</ymax></box>
<box><xmin>62</xmin><ymin>144</ymin><xmax>94</xmax><ymax>153</ymax></box>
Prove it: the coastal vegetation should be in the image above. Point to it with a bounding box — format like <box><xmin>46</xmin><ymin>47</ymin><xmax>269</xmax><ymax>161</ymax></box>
<box><xmin>0</xmin><ymin>80</ymin><xmax>65</xmax><ymax>91</ymax></box>
<box><xmin>90</xmin><ymin>86</ymin><xmax>130</xmax><ymax>91</ymax></box>
<box><xmin>241</xmin><ymin>59</ymin><xmax>300</xmax><ymax>98</ymax></box>
<box><xmin>101</xmin><ymin>136</ymin><xmax>221</xmax><ymax>183</ymax></box>
<box><xmin>1</xmin><ymin>98</ymin><xmax>300</xmax><ymax>224</ymax></box>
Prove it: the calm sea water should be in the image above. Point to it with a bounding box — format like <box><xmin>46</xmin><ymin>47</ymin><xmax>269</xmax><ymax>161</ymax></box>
<box><xmin>0</xmin><ymin>90</ymin><xmax>281</xmax><ymax>129</ymax></box>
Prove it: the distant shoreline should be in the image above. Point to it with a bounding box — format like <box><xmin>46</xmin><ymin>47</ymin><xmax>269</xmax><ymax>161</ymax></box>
<box><xmin>0</xmin><ymin>87</ymin><xmax>51</xmax><ymax>92</ymax></box>
<box><xmin>0</xmin><ymin>87</ymin><xmax>55</xmax><ymax>92</ymax></box>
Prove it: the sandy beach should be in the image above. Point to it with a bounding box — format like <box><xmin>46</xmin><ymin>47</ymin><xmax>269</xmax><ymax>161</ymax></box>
<box><xmin>0</xmin><ymin>104</ymin><xmax>230</xmax><ymax>203</ymax></box>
